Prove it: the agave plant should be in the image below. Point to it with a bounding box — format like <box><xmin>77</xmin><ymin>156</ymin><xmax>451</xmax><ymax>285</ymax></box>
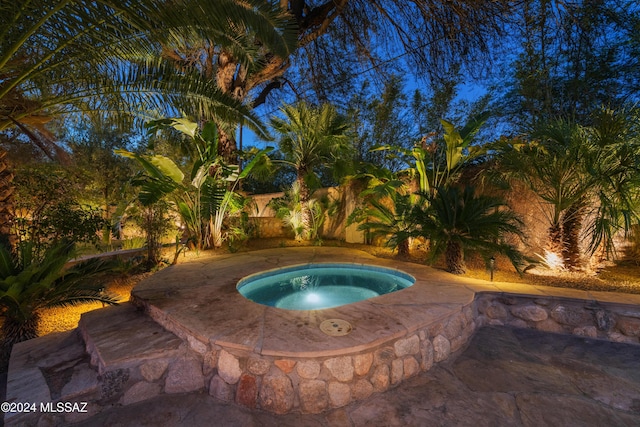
<box><xmin>411</xmin><ymin>185</ymin><xmax>526</xmax><ymax>275</ymax></box>
<box><xmin>0</xmin><ymin>241</ymin><xmax>118</xmax><ymax>366</ymax></box>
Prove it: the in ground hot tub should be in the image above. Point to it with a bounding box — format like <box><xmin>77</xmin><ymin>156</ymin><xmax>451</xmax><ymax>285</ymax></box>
<box><xmin>237</xmin><ymin>263</ymin><xmax>415</xmax><ymax>310</ymax></box>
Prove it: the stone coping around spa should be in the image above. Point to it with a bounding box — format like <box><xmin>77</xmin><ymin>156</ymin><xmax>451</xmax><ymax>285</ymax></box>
<box><xmin>132</xmin><ymin>247</ymin><xmax>477</xmax><ymax>358</ymax></box>
<box><xmin>131</xmin><ymin>247</ymin><xmax>640</xmax><ymax>360</ymax></box>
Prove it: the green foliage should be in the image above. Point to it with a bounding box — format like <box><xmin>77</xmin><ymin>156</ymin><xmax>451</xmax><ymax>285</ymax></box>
<box><xmin>270</xmin><ymin>101</ymin><xmax>354</xmax><ymax>195</ymax></box>
<box><xmin>271</xmin><ymin>182</ymin><xmax>325</xmax><ymax>242</ymax></box>
<box><xmin>410</xmin><ymin>186</ymin><xmax>526</xmax><ymax>274</ymax></box>
<box><xmin>347</xmin><ymin>172</ymin><xmax>414</xmax><ymax>255</ymax></box>
<box><xmin>127</xmin><ymin>201</ymin><xmax>173</xmax><ymax>268</ymax></box>
<box><xmin>119</xmin><ymin>118</ymin><xmax>271</xmax><ymax>250</ymax></box>
<box><xmin>0</xmin><ymin>241</ymin><xmax>118</xmax><ymax>366</ymax></box>
<box><xmin>374</xmin><ymin>111</ymin><xmax>490</xmax><ymax>194</ymax></box>
<box><xmin>0</xmin><ymin>0</ymin><xmax>296</xmax><ymax>137</ymax></box>
<box><xmin>13</xmin><ymin>164</ymin><xmax>108</xmax><ymax>254</ymax></box>
<box><xmin>492</xmin><ymin>107</ymin><xmax>640</xmax><ymax>268</ymax></box>
<box><xmin>502</xmin><ymin>0</ymin><xmax>638</xmax><ymax>128</ymax></box>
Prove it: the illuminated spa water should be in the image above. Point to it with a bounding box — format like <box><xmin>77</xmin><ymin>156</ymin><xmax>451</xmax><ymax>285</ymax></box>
<box><xmin>237</xmin><ymin>263</ymin><xmax>415</xmax><ymax>310</ymax></box>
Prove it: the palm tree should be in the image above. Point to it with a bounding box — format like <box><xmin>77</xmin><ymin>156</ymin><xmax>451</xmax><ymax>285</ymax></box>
<box><xmin>411</xmin><ymin>185</ymin><xmax>526</xmax><ymax>275</ymax></box>
<box><xmin>0</xmin><ymin>0</ymin><xmax>295</xmax><ymax>242</ymax></box>
<box><xmin>492</xmin><ymin>109</ymin><xmax>640</xmax><ymax>270</ymax></box>
<box><xmin>347</xmin><ymin>171</ymin><xmax>414</xmax><ymax>256</ymax></box>
<box><xmin>0</xmin><ymin>241</ymin><xmax>118</xmax><ymax>367</ymax></box>
<box><xmin>270</xmin><ymin>101</ymin><xmax>353</xmax><ymax>239</ymax></box>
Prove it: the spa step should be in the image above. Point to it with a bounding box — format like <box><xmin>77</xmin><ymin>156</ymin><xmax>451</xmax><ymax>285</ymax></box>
<box><xmin>5</xmin><ymin>330</ymin><xmax>99</xmax><ymax>426</ymax></box>
<box><xmin>78</xmin><ymin>302</ymin><xmax>183</xmax><ymax>374</ymax></box>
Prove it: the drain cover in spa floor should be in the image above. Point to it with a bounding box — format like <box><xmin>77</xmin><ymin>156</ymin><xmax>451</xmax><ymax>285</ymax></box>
<box><xmin>320</xmin><ymin>319</ymin><xmax>352</xmax><ymax>336</ymax></box>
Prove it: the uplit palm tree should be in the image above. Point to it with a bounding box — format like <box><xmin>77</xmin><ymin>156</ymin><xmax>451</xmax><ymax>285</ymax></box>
<box><xmin>411</xmin><ymin>185</ymin><xmax>526</xmax><ymax>274</ymax></box>
<box><xmin>270</xmin><ymin>102</ymin><xmax>353</xmax><ymax>239</ymax></box>
<box><xmin>492</xmin><ymin>108</ymin><xmax>640</xmax><ymax>270</ymax></box>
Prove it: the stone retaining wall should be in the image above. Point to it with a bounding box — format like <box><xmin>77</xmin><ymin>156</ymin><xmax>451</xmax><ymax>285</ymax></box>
<box><xmin>135</xmin><ymin>303</ymin><xmax>476</xmax><ymax>414</ymax></box>
<box><xmin>203</xmin><ymin>306</ymin><xmax>475</xmax><ymax>414</ymax></box>
<box><xmin>475</xmin><ymin>293</ymin><xmax>640</xmax><ymax>344</ymax></box>
<box><xmin>23</xmin><ymin>291</ymin><xmax>638</xmax><ymax>424</ymax></box>
<box><xmin>122</xmin><ymin>293</ymin><xmax>640</xmax><ymax>415</ymax></box>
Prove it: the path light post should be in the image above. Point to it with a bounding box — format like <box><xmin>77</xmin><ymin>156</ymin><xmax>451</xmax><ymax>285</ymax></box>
<box><xmin>490</xmin><ymin>256</ymin><xmax>495</xmax><ymax>282</ymax></box>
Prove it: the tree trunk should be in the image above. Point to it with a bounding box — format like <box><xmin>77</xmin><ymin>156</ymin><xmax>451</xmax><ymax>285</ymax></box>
<box><xmin>0</xmin><ymin>149</ymin><xmax>16</xmax><ymax>248</ymax></box>
<box><xmin>445</xmin><ymin>240</ymin><xmax>466</xmax><ymax>274</ymax></box>
<box><xmin>397</xmin><ymin>239</ymin><xmax>410</xmax><ymax>257</ymax></box>
<box><xmin>546</xmin><ymin>221</ymin><xmax>564</xmax><ymax>269</ymax></box>
<box><xmin>297</xmin><ymin>173</ymin><xmax>312</xmax><ymax>241</ymax></box>
<box><xmin>215</xmin><ymin>51</ymin><xmax>242</xmax><ymax>163</ymax></box>
<box><xmin>561</xmin><ymin>200</ymin><xmax>586</xmax><ymax>271</ymax></box>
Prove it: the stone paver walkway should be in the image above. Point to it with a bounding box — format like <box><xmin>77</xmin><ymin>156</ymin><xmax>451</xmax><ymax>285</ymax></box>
<box><xmin>73</xmin><ymin>326</ymin><xmax>640</xmax><ymax>426</ymax></box>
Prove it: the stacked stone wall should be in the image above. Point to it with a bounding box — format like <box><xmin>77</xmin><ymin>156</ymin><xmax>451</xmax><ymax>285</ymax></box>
<box><xmin>200</xmin><ymin>306</ymin><xmax>476</xmax><ymax>414</ymax></box>
<box><xmin>475</xmin><ymin>293</ymin><xmax>640</xmax><ymax>344</ymax></box>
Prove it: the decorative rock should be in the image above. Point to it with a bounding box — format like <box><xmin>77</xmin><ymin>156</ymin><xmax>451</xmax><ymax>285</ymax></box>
<box><xmin>488</xmin><ymin>319</ymin><xmax>505</xmax><ymax>326</ymax></box>
<box><xmin>101</xmin><ymin>369</ymin><xmax>130</xmax><ymax>399</ymax></box>
<box><xmin>394</xmin><ymin>335</ymin><xmax>420</xmax><ymax>357</ymax></box>
<box><xmin>218</xmin><ymin>350</ymin><xmax>242</xmax><ymax>385</ymax></box>
<box><xmin>420</xmin><ymin>339</ymin><xmax>434</xmax><ymax>371</ymax></box>
<box><xmin>427</xmin><ymin>322</ymin><xmax>444</xmax><ymax>338</ymax></box>
<box><xmin>432</xmin><ymin>335</ymin><xmax>451</xmax><ymax>362</ymax></box>
<box><xmin>203</xmin><ymin>351</ymin><xmax>218</xmax><ymax>376</ymax></box>
<box><xmin>328</xmin><ymin>381</ymin><xmax>351</xmax><ymax>407</ymax></box>
<box><xmin>608</xmin><ymin>332</ymin><xmax>637</xmax><ymax>344</ymax></box>
<box><xmin>165</xmin><ymin>357</ymin><xmax>205</xmax><ymax>393</ymax></box>
<box><xmin>444</xmin><ymin>315</ymin><xmax>463</xmax><ymax>340</ymax></box>
<box><xmin>533</xmin><ymin>298</ymin><xmax>552</xmax><ymax>306</ymax></box>
<box><xmin>535</xmin><ymin>319</ymin><xmax>564</xmax><ymax>333</ymax></box>
<box><xmin>391</xmin><ymin>359</ymin><xmax>403</xmax><ymax>384</ymax></box>
<box><xmin>595</xmin><ymin>310</ymin><xmax>616</xmax><ymax>331</ymax></box>
<box><xmin>352</xmin><ymin>379</ymin><xmax>374</xmax><ymax>400</ymax></box>
<box><xmin>353</xmin><ymin>353</ymin><xmax>373</xmax><ymax>376</ymax></box>
<box><xmin>299</xmin><ymin>380</ymin><xmax>329</xmax><ymax>413</ymax></box>
<box><xmin>236</xmin><ymin>374</ymin><xmax>258</xmax><ymax>408</ymax></box>
<box><xmin>617</xmin><ymin>317</ymin><xmax>640</xmax><ymax>337</ymax></box>
<box><xmin>403</xmin><ymin>357</ymin><xmax>419</xmax><ymax>379</ymax></box>
<box><xmin>371</xmin><ymin>364</ymin><xmax>390</xmax><ymax>392</ymax></box>
<box><xmin>450</xmin><ymin>335</ymin><xmax>467</xmax><ymax>353</ymax></box>
<box><xmin>60</xmin><ymin>363</ymin><xmax>99</xmax><ymax>400</ymax></box>
<box><xmin>510</xmin><ymin>319</ymin><xmax>529</xmax><ymax>329</ymax></box>
<box><xmin>573</xmin><ymin>326</ymin><xmax>598</xmax><ymax>338</ymax></box>
<box><xmin>209</xmin><ymin>375</ymin><xmax>234</xmax><ymax>401</ymax></box>
<box><xmin>259</xmin><ymin>374</ymin><xmax>294</xmax><ymax>414</ymax></box>
<box><xmin>187</xmin><ymin>335</ymin><xmax>207</xmax><ymax>354</ymax></box>
<box><xmin>140</xmin><ymin>359</ymin><xmax>169</xmax><ymax>382</ymax></box>
<box><xmin>550</xmin><ymin>305</ymin><xmax>592</xmax><ymax>326</ymax></box>
<box><xmin>274</xmin><ymin>359</ymin><xmax>296</xmax><ymax>374</ymax></box>
<box><xmin>475</xmin><ymin>297</ymin><xmax>491</xmax><ymax>314</ymax></box>
<box><xmin>121</xmin><ymin>381</ymin><xmax>161</xmax><ymax>405</ymax></box>
<box><xmin>247</xmin><ymin>357</ymin><xmax>270</xmax><ymax>375</ymax></box>
<box><xmin>486</xmin><ymin>304</ymin><xmax>508</xmax><ymax>320</ymax></box>
<box><xmin>499</xmin><ymin>296</ymin><xmax>519</xmax><ymax>305</ymax></box>
<box><xmin>324</xmin><ymin>356</ymin><xmax>354</xmax><ymax>382</ymax></box>
<box><xmin>374</xmin><ymin>347</ymin><xmax>395</xmax><ymax>366</ymax></box>
<box><xmin>511</xmin><ymin>304</ymin><xmax>548</xmax><ymax>322</ymax></box>
<box><xmin>297</xmin><ymin>360</ymin><xmax>321</xmax><ymax>379</ymax></box>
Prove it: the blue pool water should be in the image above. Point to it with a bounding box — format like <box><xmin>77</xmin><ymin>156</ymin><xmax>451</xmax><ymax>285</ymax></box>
<box><xmin>237</xmin><ymin>263</ymin><xmax>415</xmax><ymax>310</ymax></box>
